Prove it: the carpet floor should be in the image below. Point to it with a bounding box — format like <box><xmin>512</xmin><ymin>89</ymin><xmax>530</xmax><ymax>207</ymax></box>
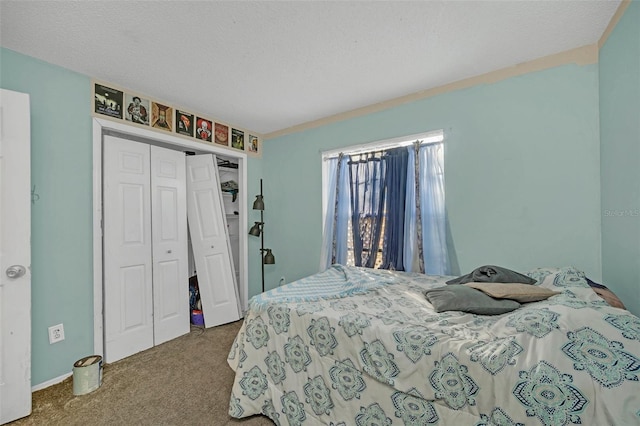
<box><xmin>9</xmin><ymin>320</ymin><xmax>273</xmax><ymax>426</ymax></box>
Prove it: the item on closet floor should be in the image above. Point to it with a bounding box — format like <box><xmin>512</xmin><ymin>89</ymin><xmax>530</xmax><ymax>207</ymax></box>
<box><xmin>72</xmin><ymin>355</ymin><xmax>103</xmax><ymax>396</ymax></box>
<box><xmin>191</xmin><ymin>310</ymin><xmax>204</xmax><ymax>326</ymax></box>
<box><xmin>189</xmin><ymin>275</ymin><xmax>200</xmax><ymax>311</ymax></box>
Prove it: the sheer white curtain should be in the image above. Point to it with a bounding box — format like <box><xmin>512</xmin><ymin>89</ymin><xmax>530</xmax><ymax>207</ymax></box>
<box><xmin>420</xmin><ymin>143</ymin><xmax>450</xmax><ymax>275</ymax></box>
<box><xmin>334</xmin><ymin>155</ymin><xmax>350</xmax><ymax>265</ymax></box>
<box><xmin>404</xmin><ymin>142</ymin><xmax>449</xmax><ymax>274</ymax></box>
<box><xmin>319</xmin><ymin>155</ymin><xmax>349</xmax><ymax>271</ymax></box>
<box><xmin>403</xmin><ymin>147</ymin><xmax>420</xmax><ymax>272</ymax></box>
<box><xmin>319</xmin><ymin>157</ymin><xmax>338</xmax><ymax>271</ymax></box>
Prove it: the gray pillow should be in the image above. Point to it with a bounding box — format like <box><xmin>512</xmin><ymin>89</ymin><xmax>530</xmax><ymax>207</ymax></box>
<box><xmin>446</xmin><ymin>265</ymin><xmax>536</xmax><ymax>285</ymax></box>
<box><xmin>424</xmin><ymin>285</ymin><xmax>521</xmax><ymax>315</ymax></box>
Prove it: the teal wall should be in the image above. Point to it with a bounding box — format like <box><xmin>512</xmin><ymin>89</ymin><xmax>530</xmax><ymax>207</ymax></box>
<box><xmin>0</xmin><ymin>47</ymin><xmax>265</xmax><ymax>386</ymax></box>
<box><xmin>599</xmin><ymin>1</ymin><xmax>640</xmax><ymax>317</ymax></box>
<box><xmin>1</xmin><ymin>48</ymin><xmax>93</xmax><ymax>385</ymax></box>
<box><xmin>263</xmin><ymin>63</ymin><xmax>602</xmax><ymax>291</ymax></box>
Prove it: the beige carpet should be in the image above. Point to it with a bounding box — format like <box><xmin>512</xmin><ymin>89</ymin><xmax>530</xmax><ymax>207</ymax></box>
<box><xmin>9</xmin><ymin>320</ymin><xmax>273</xmax><ymax>426</ymax></box>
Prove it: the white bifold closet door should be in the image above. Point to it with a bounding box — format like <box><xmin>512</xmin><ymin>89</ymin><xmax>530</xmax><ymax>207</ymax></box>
<box><xmin>150</xmin><ymin>145</ymin><xmax>189</xmax><ymax>345</ymax></box>
<box><xmin>186</xmin><ymin>155</ymin><xmax>240</xmax><ymax>327</ymax></box>
<box><xmin>103</xmin><ymin>135</ymin><xmax>189</xmax><ymax>363</ymax></box>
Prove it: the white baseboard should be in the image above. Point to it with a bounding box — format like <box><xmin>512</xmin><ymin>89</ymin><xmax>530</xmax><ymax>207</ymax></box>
<box><xmin>32</xmin><ymin>372</ymin><xmax>72</xmax><ymax>392</ymax></box>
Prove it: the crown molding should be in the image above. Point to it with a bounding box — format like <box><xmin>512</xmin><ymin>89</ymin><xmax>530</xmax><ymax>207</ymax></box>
<box><xmin>599</xmin><ymin>0</ymin><xmax>631</xmax><ymax>49</ymax></box>
<box><xmin>265</xmin><ymin>44</ymin><xmax>598</xmax><ymax>140</ymax></box>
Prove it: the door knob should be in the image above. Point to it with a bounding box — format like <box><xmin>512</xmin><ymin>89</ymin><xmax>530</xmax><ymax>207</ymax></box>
<box><xmin>167</xmin><ymin>250</ymin><xmax>172</xmax><ymax>254</ymax></box>
<box><xmin>6</xmin><ymin>265</ymin><xmax>26</xmax><ymax>279</ymax></box>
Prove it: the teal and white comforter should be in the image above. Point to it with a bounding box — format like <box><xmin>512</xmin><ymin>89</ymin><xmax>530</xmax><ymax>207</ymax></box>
<box><xmin>228</xmin><ymin>265</ymin><xmax>640</xmax><ymax>425</ymax></box>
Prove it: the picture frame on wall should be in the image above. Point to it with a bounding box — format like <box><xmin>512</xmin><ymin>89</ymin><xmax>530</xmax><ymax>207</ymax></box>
<box><xmin>124</xmin><ymin>94</ymin><xmax>150</xmax><ymax>125</ymax></box>
<box><xmin>231</xmin><ymin>129</ymin><xmax>244</xmax><ymax>150</ymax></box>
<box><xmin>151</xmin><ymin>102</ymin><xmax>173</xmax><ymax>132</ymax></box>
<box><xmin>248</xmin><ymin>135</ymin><xmax>258</xmax><ymax>154</ymax></box>
<box><xmin>94</xmin><ymin>83</ymin><xmax>123</xmax><ymax>119</ymax></box>
<box><xmin>195</xmin><ymin>117</ymin><xmax>213</xmax><ymax>142</ymax></box>
<box><xmin>91</xmin><ymin>79</ymin><xmax>263</xmax><ymax>157</ymax></box>
<box><xmin>176</xmin><ymin>109</ymin><xmax>194</xmax><ymax>137</ymax></box>
<box><xmin>214</xmin><ymin>123</ymin><xmax>229</xmax><ymax>146</ymax></box>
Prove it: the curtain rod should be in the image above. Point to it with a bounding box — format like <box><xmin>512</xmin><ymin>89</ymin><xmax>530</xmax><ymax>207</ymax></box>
<box><xmin>321</xmin><ymin>129</ymin><xmax>444</xmax><ymax>161</ymax></box>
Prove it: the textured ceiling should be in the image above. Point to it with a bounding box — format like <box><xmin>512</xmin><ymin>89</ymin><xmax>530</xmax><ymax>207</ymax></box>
<box><xmin>0</xmin><ymin>1</ymin><xmax>620</xmax><ymax>135</ymax></box>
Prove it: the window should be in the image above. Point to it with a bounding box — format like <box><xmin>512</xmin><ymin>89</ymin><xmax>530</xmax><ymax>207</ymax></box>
<box><xmin>320</xmin><ymin>130</ymin><xmax>449</xmax><ymax>274</ymax></box>
<box><xmin>346</xmin><ymin>207</ymin><xmax>385</xmax><ymax>268</ymax></box>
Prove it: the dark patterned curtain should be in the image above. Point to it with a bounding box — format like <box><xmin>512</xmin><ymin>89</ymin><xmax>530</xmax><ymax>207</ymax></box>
<box><xmin>348</xmin><ymin>152</ymin><xmax>386</xmax><ymax>268</ymax></box>
<box><xmin>381</xmin><ymin>147</ymin><xmax>409</xmax><ymax>270</ymax></box>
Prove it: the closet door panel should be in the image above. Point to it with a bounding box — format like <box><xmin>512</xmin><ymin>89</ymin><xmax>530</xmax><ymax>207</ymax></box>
<box><xmin>186</xmin><ymin>154</ymin><xmax>240</xmax><ymax>327</ymax></box>
<box><xmin>121</xmin><ymin>265</ymin><xmax>148</xmax><ymax>329</ymax></box>
<box><xmin>151</xmin><ymin>145</ymin><xmax>189</xmax><ymax>345</ymax></box>
<box><xmin>103</xmin><ymin>136</ymin><xmax>154</xmax><ymax>363</ymax></box>
<box><xmin>203</xmin><ymin>252</ymin><xmax>233</xmax><ymax>304</ymax></box>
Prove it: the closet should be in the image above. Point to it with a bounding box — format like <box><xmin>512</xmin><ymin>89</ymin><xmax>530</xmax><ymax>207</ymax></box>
<box><xmin>102</xmin><ymin>134</ymin><xmax>240</xmax><ymax>363</ymax></box>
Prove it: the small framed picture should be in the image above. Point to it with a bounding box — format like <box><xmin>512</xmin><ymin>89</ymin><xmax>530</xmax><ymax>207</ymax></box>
<box><xmin>195</xmin><ymin>117</ymin><xmax>213</xmax><ymax>142</ymax></box>
<box><xmin>151</xmin><ymin>102</ymin><xmax>173</xmax><ymax>132</ymax></box>
<box><xmin>214</xmin><ymin>123</ymin><xmax>229</xmax><ymax>146</ymax></box>
<box><xmin>94</xmin><ymin>84</ymin><xmax>123</xmax><ymax>119</ymax></box>
<box><xmin>124</xmin><ymin>94</ymin><xmax>150</xmax><ymax>125</ymax></box>
<box><xmin>176</xmin><ymin>110</ymin><xmax>194</xmax><ymax>137</ymax></box>
<box><xmin>231</xmin><ymin>129</ymin><xmax>244</xmax><ymax>150</ymax></box>
<box><xmin>248</xmin><ymin>135</ymin><xmax>259</xmax><ymax>154</ymax></box>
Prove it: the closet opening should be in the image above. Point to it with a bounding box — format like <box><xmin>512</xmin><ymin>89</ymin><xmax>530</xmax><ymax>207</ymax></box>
<box><xmin>92</xmin><ymin>118</ymin><xmax>249</xmax><ymax>361</ymax></box>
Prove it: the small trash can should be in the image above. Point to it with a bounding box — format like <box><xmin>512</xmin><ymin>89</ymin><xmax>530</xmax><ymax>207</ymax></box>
<box><xmin>73</xmin><ymin>355</ymin><xmax>103</xmax><ymax>396</ymax></box>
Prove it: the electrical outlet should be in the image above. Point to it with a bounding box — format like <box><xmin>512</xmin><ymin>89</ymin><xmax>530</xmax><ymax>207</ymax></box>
<box><xmin>48</xmin><ymin>323</ymin><xmax>65</xmax><ymax>344</ymax></box>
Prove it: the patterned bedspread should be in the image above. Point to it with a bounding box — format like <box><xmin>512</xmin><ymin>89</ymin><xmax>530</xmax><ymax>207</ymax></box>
<box><xmin>227</xmin><ymin>265</ymin><xmax>640</xmax><ymax>425</ymax></box>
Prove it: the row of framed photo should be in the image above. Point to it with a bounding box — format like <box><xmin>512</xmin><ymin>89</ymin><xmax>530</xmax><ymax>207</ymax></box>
<box><xmin>93</xmin><ymin>82</ymin><xmax>260</xmax><ymax>154</ymax></box>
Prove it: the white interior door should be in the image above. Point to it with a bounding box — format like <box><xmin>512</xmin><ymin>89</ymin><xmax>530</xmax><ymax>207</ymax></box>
<box><xmin>103</xmin><ymin>135</ymin><xmax>153</xmax><ymax>363</ymax></box>
<box><xmin>150</xmin><ymin>145</ymin><xmax>189</xmax><ymax>345</ymax></box>
<box><xmin>0</xmin><ymin>89</ymin><xmax>32</xmax><ymax>424</ymax></box>
<box><xmin>186</xmin><ymin>155</ymin><xmax>240</xmax><ymax>327</ymax></box>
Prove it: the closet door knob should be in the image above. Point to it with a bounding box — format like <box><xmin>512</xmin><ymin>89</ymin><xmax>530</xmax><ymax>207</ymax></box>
<box><xmin>167</xmin><ymin>250</ymin><xmax>172</xmax><ymax>254</ymax></box>
<box><xmin>210</xmin><ymin>245</ymin><xmax>215</xmax><ymax>248</ymax></box>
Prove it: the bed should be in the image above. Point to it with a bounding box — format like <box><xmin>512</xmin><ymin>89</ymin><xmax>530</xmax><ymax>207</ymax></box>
<box><xmin>227</xmin><ymin>265</ymin><xmax>640</xmax><ymax>425</ymax></box>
